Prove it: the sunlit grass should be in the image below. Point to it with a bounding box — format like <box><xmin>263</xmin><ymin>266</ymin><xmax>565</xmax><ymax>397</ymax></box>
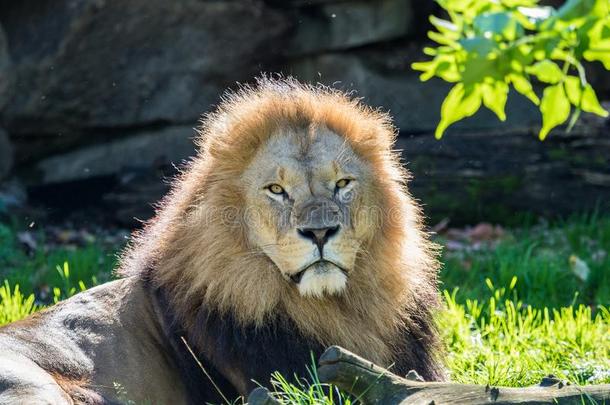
<box><xmin>266</xmin><ymin>358</ymin><xmax>352</xmax><ymax>405</ymax></box>
<box><xmin>0</xmin><ymin>280</ymin><xmax>39</xmax><ymax>325</ymax></box>
<box><xmin>439</xmin><ymin>279</ymin><xmax>610</xmax><ymax>386</ymax></box>
<box><xmin>0</xmin><ymin>262</ymin><xmax>94</xmax><ymax>326</ymax></box>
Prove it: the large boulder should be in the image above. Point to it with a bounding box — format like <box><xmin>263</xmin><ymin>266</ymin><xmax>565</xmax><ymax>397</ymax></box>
<box><xmin>0</xmin><ymin>0</ymin><xmax>290</xmax><ymax>135</ymax></box>
<box><xmin>0</xmin><ymin>23</ymin><xmax>11</xmax><ymax>111</ymax></box>
<box><xmin>287</xmin><ymin>0</ymin><xmax>413</xmax><ymax>55</ymax></box>
<box><xmin>399</xmin><ymin>124</ymin><xmax>610</xmax><ymax>224</ymax></box>
<box><xmin>0</xmin><ymin>128</ymin><xmax>12</xmax><ymax>180</ymax></box>
<box><xmin>288</xmin><ymin>46</ymin><xmax>541</xmax><ymax>133</ymax></box>
<box><xmin>33</xmin><ymin>126</ymin><xmax>195</xmax><ymax>184</ymax></box>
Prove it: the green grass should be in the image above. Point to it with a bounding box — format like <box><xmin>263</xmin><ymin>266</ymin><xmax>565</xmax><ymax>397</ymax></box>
<box><xmin>0</xmin><ymin>280</ymin><xmax>39</xmax><ymax>325</ymax></box>
<box><xmin>267</xmin><ymin>365</ymin><xmax>352</xmax><ymax>405</ymax></box>
<box><xmin>0</xmin><ymin>223</ymin><xmax>118</xmax><ymax>303</ymax></box>
<box><xmin>439</xmin><ymin>213</ymin><xmax>610</xmax><ymax>308</ymax></box>
<box><xmin>440</xmin><ymin>280</ymin><xmax>610</xmax><ymax>386</ymax></box>
<box><xmin>0</xmin><ymin>214</ymin><xmax>608</xmax><ymax>403</ymax></box>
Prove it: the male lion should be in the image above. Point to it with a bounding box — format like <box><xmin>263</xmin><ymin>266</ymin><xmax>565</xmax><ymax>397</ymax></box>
<box><xmin>0</xmin><ymin>78</ymin><xmax>445</xmax><ymax>404</ymax></box>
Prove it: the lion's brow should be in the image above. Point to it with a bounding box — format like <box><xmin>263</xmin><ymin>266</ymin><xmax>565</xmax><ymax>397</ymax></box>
<box><xmin>336</xmin><ymin>138</ymin><xmax>353</xmax><ymax>162</ymax></box>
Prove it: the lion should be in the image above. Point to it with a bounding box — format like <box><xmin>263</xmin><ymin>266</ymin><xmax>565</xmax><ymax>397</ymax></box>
<box><xmin>0</xmin><ymin>77</ymin><xmax>445</xmax><ymax>404</ymax></box>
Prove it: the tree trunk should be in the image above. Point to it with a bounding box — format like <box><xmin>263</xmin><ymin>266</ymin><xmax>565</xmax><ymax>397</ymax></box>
<box><xmin>247</xmin><ymin>346</ymin><xmax>610</xmax><ymax>405</ymax></box>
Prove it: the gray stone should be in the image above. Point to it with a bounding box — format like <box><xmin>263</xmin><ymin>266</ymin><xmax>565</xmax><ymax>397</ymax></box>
<box><xmin>287</xmin><ymin>47</ymin><xmax>541</xmax><ymax>132</ymax></box>
<box><xmin>0</xmin><ymin>0</ymin><xmax>289</xmax><ymax>134</ymax></box>
<box><xmin>0</xmin><ymin>179</ymin><xmax>26</xmax><ymax>212</ymax></box>
<box><xmin>35</xmin><ymin>126</ymin><xmax>196</xmax><ymax>184</ymax></box>
<box><xmin>0</xmin><ymin>127</ymin><xmax>12</xmax><ymax>179</ymax></box>
<box><xmin>0</xmin><ymin>23</ymin><xmax>11</xmax><ymax>110</ymax></box>
<box><xmin>288</xmin><ymin>0</ymin><xmax>413</xmax><ymax>55</ymax></box>
<box><xmin>397</xmin><ymin>125</ymin><xmax>610</xmax><ymax>224</ymax></box>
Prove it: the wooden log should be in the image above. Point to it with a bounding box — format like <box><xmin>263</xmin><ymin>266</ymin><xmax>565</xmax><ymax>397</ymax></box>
<box><xmin>315</xmin><ymin>346</ymin><xmax>610</xmax><ymax>405</ymax></box>
<box><xmin>247</xmin><ymin>387</ymin><xmax>282</xmax><ymax>405</ymax></box>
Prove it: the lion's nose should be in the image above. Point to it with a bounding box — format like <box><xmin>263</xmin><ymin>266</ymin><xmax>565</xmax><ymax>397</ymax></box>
<box><xmin>297</xmin><ymin>225</ymin><xmax>340</xmax><ymax>248</ymax></box>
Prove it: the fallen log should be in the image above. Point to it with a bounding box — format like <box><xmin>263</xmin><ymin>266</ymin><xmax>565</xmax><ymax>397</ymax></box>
<box><xmin>248</xmin><ymin>346</ymin><xmax>610</xmax><ymax>405</ymax></box>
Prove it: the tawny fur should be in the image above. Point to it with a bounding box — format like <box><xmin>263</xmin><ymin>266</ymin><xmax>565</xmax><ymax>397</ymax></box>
<box><xmin>120</xmin><ymin>77</ymin><xmax>442</xmax><ymax>369</ymax></box>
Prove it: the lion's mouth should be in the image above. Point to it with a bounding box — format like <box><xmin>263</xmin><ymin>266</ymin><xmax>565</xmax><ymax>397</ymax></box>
<box><xmin>289</xmin><ymin>260</ymin><xmax>348</xmax><ymax>284</ymax></box>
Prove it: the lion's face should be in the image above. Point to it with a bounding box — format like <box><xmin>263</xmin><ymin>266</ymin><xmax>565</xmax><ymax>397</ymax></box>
<box><xmin>241</xmin><ymin>126</ymin><xmax>376</xmax><ymax>298</ymax></box>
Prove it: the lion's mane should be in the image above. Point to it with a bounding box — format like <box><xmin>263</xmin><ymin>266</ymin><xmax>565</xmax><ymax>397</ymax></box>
<box><xmin>119</xmin><ymin>77</ymin><xmax>443</xmax><ymax>380</ymax></box>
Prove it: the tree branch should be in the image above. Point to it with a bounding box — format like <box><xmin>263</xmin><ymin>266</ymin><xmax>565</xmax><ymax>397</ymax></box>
<box><xmin>316</xmin><ymin>346</ymin><xmax>610</xmax><ymax>405</ymax></box>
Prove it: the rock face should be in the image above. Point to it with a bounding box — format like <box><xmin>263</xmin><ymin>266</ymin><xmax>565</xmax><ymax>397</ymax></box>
<box><xmin>0</xmin><ymin>128</ymin><xmax>12</xmax><ymax>180</ymax></box>
<box><xmin>35</xmin><ymin>126</ymin><xmax>195</xmax><ymax>184</ymax></box>
<box><xmin>287</xmin><ymin>0</ymin><xmax>414</xmax><ymax>55</ymax></box>
<box><xmin>0</xmin><ymin>24</ymin><xmax>11</xmax><ymax>111</ymax></box>
<box><xmin>0</xmin><ymin>0</ymin><xmax>289</xmax><ymax>134</ymax></box>
<box><xmin>0</xmin><ymin>0</ymin><xmax>609</xmax><ymax>224</ymax></box>
<box><xmin>399</xmin><ymin>124</ymin><xmax>610</xmax><ymax>224</ymax></box>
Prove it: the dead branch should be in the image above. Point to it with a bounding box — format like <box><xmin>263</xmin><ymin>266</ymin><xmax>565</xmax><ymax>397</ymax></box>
<box><xmin>316</xmin><ymin>346</ymin><xmax>610</xmax><ymax>405</ymax></box>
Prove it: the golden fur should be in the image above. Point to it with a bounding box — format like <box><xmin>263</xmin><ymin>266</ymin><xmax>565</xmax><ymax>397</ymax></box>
<box><xmin>120</xmin><ymin>77</ymin><xmax>441</xmax><ymax>368</ymax></box>
<box><xmin>0</xmin><ymin>78</ymin><xmax>443</xmax><ymax>404</ymax></box>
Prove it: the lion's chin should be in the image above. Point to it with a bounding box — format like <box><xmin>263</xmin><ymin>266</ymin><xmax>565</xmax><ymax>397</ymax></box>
<box><xmin>296</xmin><ymin>264</ymin><xmax>347</xmax><ymax>298</ymax></box>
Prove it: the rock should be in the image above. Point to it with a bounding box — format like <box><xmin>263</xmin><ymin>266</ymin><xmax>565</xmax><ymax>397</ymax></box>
<box><xmin>396</xmin><ymin>126</ymin><xmax>610</xmax><ymax>224</ymax></box>
<box><xmin>33</xmin><ymin>126</ymin><xmax>195</xmax><ymax>184</ymax></box>
<box><xmin>0</xmin><ymin>23</ymin><xmax>11</xmax><ymax>110</ymax></box>
<box><xmin>287</xmin><ymin>0</ymin><xmax>413</xmax><ymax>55</ymax></box>
<box><xmin>288</xmin><ymin>46</ymin><xmax>541</xmax><ymax>132</ymax></box>
<box><xmin>103</xmin><ymin>170</ymin><xmax>172</xmax><ymax>226</ymax></box>
<box><xmin>0</xmin><ymin>127</ymin><xmax>12</xmax><ymax>179</ymax></box>
<box><xmin>0</xmin><ymin>0</ymin><xmax>289</xmax><ymax>135</ymax></box>
<box><xmin>0</xmin><ymin>179</ymin><xmax>25</xmax><ymax>213</ymax></box>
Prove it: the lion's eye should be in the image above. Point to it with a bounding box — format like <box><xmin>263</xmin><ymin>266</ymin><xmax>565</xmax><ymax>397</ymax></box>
<box><xmin>336</xmin><ymin>179</ymin><xmax>351</xmax><ymax>189</ymax></box>
<box><xmin>267</xmin><ymin>184</ymin><xmax>285</xmax><ymax>195</ymax></box>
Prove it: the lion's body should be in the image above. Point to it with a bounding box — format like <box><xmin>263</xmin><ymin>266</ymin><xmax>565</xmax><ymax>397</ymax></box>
<box><xmin>0</xmin><ymin>278</ymin><xmax>189</xmax><ymax>404</ymax></box>
<box><xmin>0</xmin><ymin>78</ymin><xmax>445</xmax><ymax>404</ymax></box>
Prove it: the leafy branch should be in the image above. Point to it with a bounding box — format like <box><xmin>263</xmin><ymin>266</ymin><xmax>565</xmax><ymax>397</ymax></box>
<box><xmin>412</xmin><ymin>0</ymin><xmax>610</xmax><ymax>140</ymax></box>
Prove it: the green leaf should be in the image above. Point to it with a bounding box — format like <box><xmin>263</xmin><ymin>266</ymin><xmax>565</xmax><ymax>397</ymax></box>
<box><xmin>583</xmin><ymin>23</ymin><xmax>610</xmax><ymax>69</ymax></box>
<box><xmin>412</xmin><ymin>60</ymin><xmax>438</xmax><ymax>81</ymax></box>
<box><xmin>517</xmin><ymin>6</ymin><xmax>554</xmax><ymax>28</ymax></box>
<box><xmin>592</xmin><ymin>0</ymin><xmax>610</xmax><ymax>16</ymax></box>
<box><xmin>474</xmin><ymin>12</ymin><xmax>510</xmax><ymax>34</ymax></box>
<box><xmin>501</xmin><ymin>0</ymin><xmax>538</xmax><ymax>7</ymax></box>
<box><xmin>428</xmin><ymin>30</ymin><xmax>458</xmax><ymax>46</ymax></box>
<box><xmin>462</xmin><ymin>55</ymin><xmax>496</xmax><ymax>85</ymax></box>
<box><xmin>482</xmin><ymin>81</ymin><xmax>509</xmax><ymax>121</ymax></box>
<box><xmin>429</xmin><ymin>16</ymin><xmax>460</xmax><ymax>40</ymax></box>
<box><xmin>564</xmin><ymin>76</ymin><xmax>582</xmax><ymax>106</ymax></box>
<box><xmin>474</xmin><ymin>12</ymin><xmax>523</xmax><ymax>40</ymax></box>
<box><xmin>583</xmin><ymin>48</ymin><xmax>610</xmax><ymax>69</ymax></box>
<box><xmin>581</xmin><ymin>84</ymin><xmax>609</xmax><ymax>117</ymax></box>
<box><xmin>509</xmin><ymin>74</ymin><xmax>540</xmax><ymax>105</ymax></box>
<box><xmin>435</xmin><ymin>83</ymin><xmax>482</xmax><ymax>139</ymax></box>
<box><xmin>527</xmin><ymin>60</ymin><xmax>564</xmax><ymax>84</ymax></box>
<box><xmin>436</xmin><ymin>61</ymin><xmax>461</xmax><ymax>82</ymax></box>
<box><xmin>539</xmin><ymin>84</ymin><xmax>571</xmax><ymax>140</ymax></box>
<box><xmin>412</xmin><ymin>55</ymin><xmax>460</xmax><ymax>82</ymax></box>
<box><xmin>555</xmin><ymin>0</ymin><xmax>596</xmax><ymax>22</ymax></box>
<box><xmin>509</xmin><ymin>44</ymin><xmax>535</xmax><ymax>72</ymax></box>
<box><xmin>459</xmin><ymin>37</ymin><xmax>496</xmax><ymax>55</ymax></box>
